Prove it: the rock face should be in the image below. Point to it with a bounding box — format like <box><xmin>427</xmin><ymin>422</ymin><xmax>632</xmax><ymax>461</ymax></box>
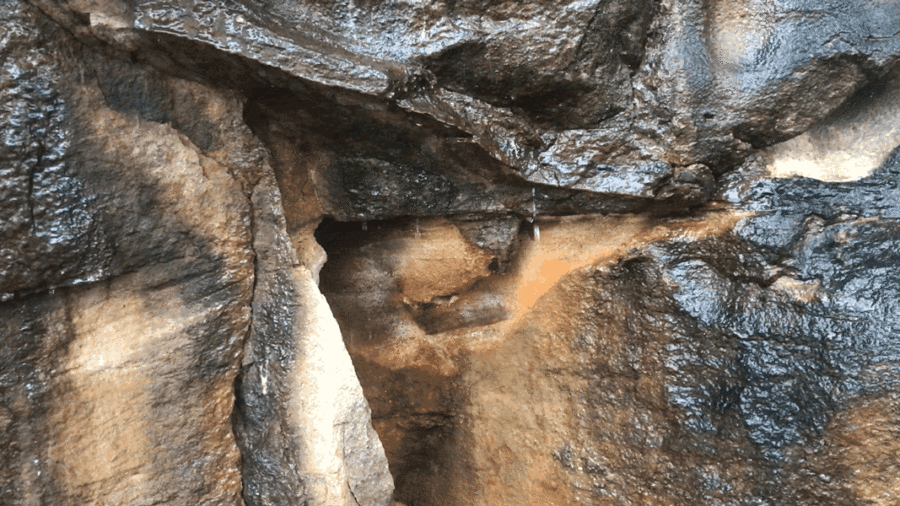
<box><xmin>1</xmin><ymin>4</ymin><xmax>252</xmax><ymax>504</ymax></box>
<box><xmin>1</xmin><ymin>1</ymin><xmax>391</xmax><ymax>505</ymax></box>
<box><xmin>2</xmin><ymin>0</ymin><xmax>900</xmax><ymax>505</ymax></box>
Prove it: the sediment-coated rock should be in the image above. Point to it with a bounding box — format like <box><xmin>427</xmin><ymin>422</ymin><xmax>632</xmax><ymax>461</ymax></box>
<box><xmin>321</xmin><ymin>155</ymin><xmax>900</xmax><ymax>505</ymax></box>
<box><xmin>1</xmin><ymin>2</ymin><xmax>252</xmax><ymax>503</ymax></box>
<box><xmin>2</xmin><ymin>2</ymin><xmax>394</xmax><ymax>504</ymax></box>
<box><xmin>234</xmin><ymin>169</ymin><xmax>393</xmax><ymax>506</ymax></box>
<box><xmin>4</xmin><ymin>0</ymin><xmax>900</xmax><ymax>504</ymax></box>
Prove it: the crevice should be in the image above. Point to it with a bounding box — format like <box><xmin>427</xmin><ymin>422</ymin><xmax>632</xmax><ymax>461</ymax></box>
<box><xmin>6</xmin><ymin>1</ymin><xmax>900</xmax><ymax>505</ymax></box>
<box><xmin>26</xmin><ymin>154</ymin><xmax>38</xmax><ymax>236</ymax></box>
<box><xmin>569</xmin><ymin>3</ymin><xmax>602</xmax><ymax>68</ymax></box>
<box><xmin>867</xmin><ymin>29</ymin><xmax>900</xmax><ymax>41</ymax></box>
<box><xmin>231</xmin><ymin>183</ymin><xmax>260</xmax><ymax>504</ymax></box>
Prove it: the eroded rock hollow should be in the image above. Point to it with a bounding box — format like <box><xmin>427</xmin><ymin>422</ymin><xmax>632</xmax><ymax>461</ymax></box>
<box><xmin>2</xmin><ymin>0</ymin><xmax>900</xmax><ymax>505</ymax></box>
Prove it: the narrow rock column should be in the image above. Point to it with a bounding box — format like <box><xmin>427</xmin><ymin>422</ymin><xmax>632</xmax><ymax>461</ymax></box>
<box><xmin>236</xmin><ymin>169</ymin><xmax>394</xmax><ymax>506</ymax></box>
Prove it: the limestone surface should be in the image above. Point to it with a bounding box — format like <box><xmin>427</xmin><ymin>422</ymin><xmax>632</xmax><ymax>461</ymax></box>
<box><xmin>2</xmin><ymin>0</ymin><xmax>900</xmax><ymax>505</ymax></box>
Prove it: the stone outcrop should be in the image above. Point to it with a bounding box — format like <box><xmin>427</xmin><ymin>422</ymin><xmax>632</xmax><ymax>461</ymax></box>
<box><xmin>2</xmin><ymin>0</ymin><xmax>900</xmax><ymax>505</ymax></box>
<box><xmin>1</xmin><ymin>1</ymin><xmax>391</xmax><ymax>504</ymax></box>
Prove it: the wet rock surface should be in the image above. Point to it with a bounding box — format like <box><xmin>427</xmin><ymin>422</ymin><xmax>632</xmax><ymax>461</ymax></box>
<box><xmin>34</xmin><ymin>0</ymin><xmax>900</xmax><ymax>200</ymax></box>
<box><xmin>2</xmin><ymin>1</ymin><xmax>392</xmax><ymax>504</ymax></box>
<box><xmin>2</xmin><ymin>0</ymin><xmax>900</xmax><ymax>505</ymax></box>
<box><xmin>235</xmin><ymin>170</ymin><xmax>393</xmax><ymax>506</ymax></box>
<box><xmin>1</xmin><ymin>2</ymin><xmax>252</xmax><ymax>504</ymax></box>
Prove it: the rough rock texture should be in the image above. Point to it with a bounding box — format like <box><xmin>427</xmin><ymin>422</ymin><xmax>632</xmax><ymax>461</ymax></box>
<box><xmin>235</xmin><ymin>170</ymin><xmax>393</xmax><ymax>506</ymax></box>
<box><xmin>3</xmin><ymin>0</ymin><xmax>900</xmax><ymax>505</ymax></box>
<box><xmin>1</xmin><ymin>1</ymin><xmax>391</xmax><ymax>505</ymax></box>
<box><xmin>0</xmin><ymin>3</ymin><xmax>253</xmax><ymax>504</ymax></box>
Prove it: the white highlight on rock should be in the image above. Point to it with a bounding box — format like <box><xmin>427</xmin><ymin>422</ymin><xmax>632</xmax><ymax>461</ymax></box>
<box><xmin>708</xmin><ymin>0</ymin><xmax>777</xmax><ymax>70</ymax></box>
<box><xmin>89</xmin><ymin>12</ymin><xmax>132</xmax><ymax>30</ymax></box>
<box><xmin>261</xmin><ymin>366</ymin><xmax>268</xmax><ymax>395</ymax></box>
<box><xmin>290</xmin><ymin>266</ymin><xmax>393</xmax><ymax>506</ymax></box>
<box><xmin>765</xmin><ymin>77</ymin><xmax>900</xmax><ymax>182</ymax></box>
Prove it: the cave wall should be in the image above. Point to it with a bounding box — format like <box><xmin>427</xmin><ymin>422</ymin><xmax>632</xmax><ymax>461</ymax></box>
<box><xmin>1</xmin><ymin>0</ymin><xmax>900</xmax><ymax>505</ymax></box>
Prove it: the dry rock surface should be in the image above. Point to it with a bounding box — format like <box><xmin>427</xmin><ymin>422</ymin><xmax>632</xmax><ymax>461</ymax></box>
<box><xmin>2</xmin><ymin>0</ymin><xmax>900</xmax><ymax>505</ymax></box>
